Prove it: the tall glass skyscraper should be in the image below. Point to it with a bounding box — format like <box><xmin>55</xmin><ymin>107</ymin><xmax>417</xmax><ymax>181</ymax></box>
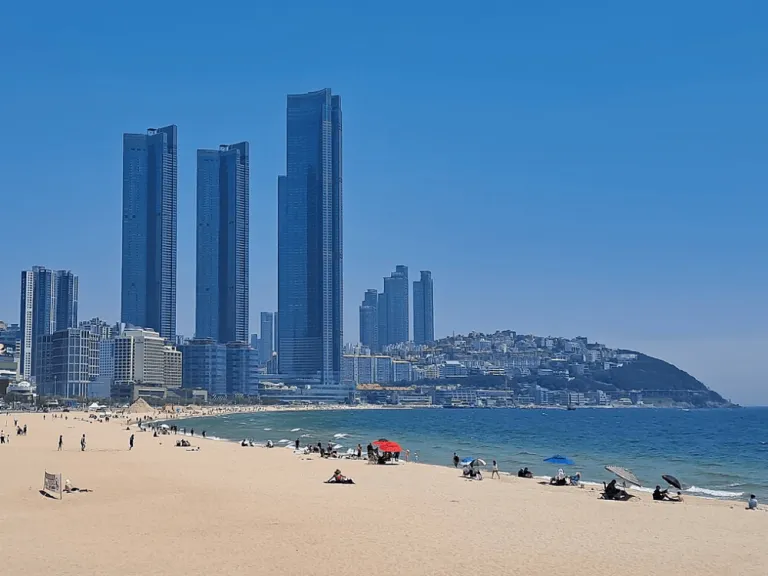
<box><xmin>359</xmin><ymin>289</ymin><xmax>378</xmax><ymax>352</ymax></box>
<box><xmin>19</xmin><ymin>266</ymin><xmax>79</xmax><ymax>380</ymax></box>
<box><xmin>277</xmin><ymin>89</ymin><xmax>343</xmax><ymax>385</ymax></box>
<box><xmin>383</xmin><ymin>265</ymin><xmax>409</xmax><ymax>345</ymax></box>
<box><xmin>195</xmin><ymin>143</ymin><xmax>250</xmax><ymax>344</ymax></box>
<box><xmin>121</xmin><ymin>125</ymin><xmax>178</xmax><ymax>340</ymax></box>
<box><xmin>259</xmin><ymin>312</ymin><xmax>274</xmax><ymax>366</ymax></box>
<box><xmin>413</xmin><ymin>270</ymin><xmax>434</xmax><ymax>344</ymax></box>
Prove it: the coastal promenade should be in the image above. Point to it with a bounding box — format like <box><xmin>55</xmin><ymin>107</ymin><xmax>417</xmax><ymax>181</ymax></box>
<box><xmin>0</xmin><ymin>410</ymin><xmax>765</xmax><ymax>576</ymax></box>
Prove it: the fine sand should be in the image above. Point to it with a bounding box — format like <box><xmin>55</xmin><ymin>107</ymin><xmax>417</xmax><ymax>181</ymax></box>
<box><xmin>1</xmin><ymin>410</ymin><xmax>765</xmax><ymax>576</ymax></box>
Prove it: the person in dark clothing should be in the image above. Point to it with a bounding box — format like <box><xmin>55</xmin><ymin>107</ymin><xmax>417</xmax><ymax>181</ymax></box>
<box><xmin>58</xmin><ymin>435</ymin><xmax>63</xmax><ymax>451</ymax></box>
<box><xmin>295</xmin><ymin>438</ymin><xmax>300</xmax><ymax>450</ymax></box>
<box><xmin>129</xmin><ymin>434</ymin><xmax>135</xmax><ymax>450</ymax></box>
<box><xmin>453</xmin><ymin>453</ymin><xmax>460</xmax><ymax>468</ymax></box>
<box><xmin>653</xmin><ymin>486</ymin><xmax>667</xmax><ymax>501</ymax></box>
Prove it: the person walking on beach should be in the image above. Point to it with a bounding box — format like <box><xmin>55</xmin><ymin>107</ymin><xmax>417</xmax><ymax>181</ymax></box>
<box><xmin>491</xmin><ymin>460</ymin><xmax>500</xmax><ymax>479</ymax></box>
<box><xmin>80</xmin><ymin>434</ymin><xmax>86</xmax><ymax>451</ymax></box>
<box><xmin>58</xmin><ymin>435</ymin><xmax>63</xmax><ymax>451</ymax></box>
<box><xmin>129</xmin><ymin>434</ymin><xmax>134</xmax><ymax>450</ymax></box>
<box><xmin>453</xmin><ymin>453</ymin><xmax>460</xmax><ymax>468</ymax></box>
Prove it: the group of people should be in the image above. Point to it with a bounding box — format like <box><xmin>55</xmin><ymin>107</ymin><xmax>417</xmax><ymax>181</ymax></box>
<box><xmin>653</xmin><ymin>486</ymin><xmax>684</xmax><ymax>502</ymax></box>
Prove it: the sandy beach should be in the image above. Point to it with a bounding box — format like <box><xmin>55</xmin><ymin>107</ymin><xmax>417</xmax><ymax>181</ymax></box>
<box><xmin>1</xmin><ymin>410</ymin><xmax>765</xmax><ymax>576</ymax></box>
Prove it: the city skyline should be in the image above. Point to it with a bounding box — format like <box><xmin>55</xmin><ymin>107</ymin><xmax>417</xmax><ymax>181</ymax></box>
<box><xmin>2</xmin><ymin>3</ymin><xmax>766</xmax><ymax>404</ymax></box>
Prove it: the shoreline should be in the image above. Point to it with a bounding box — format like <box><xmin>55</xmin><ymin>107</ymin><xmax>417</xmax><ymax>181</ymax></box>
<box><xmin>157</xmin><ymin>408</ymin><xmax>751</xmax><ymax>504</ymax></box>
<box><xmin>1</xmin><ymin>409</ymin><xmax>765</xmax><ymax>575</ymax></box>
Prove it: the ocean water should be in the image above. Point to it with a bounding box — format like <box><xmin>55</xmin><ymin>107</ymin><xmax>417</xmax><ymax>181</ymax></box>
<box><xmin>169</xmin><ymin>407</ymin><xmax>768</xmax><ymax>500</ymax></box>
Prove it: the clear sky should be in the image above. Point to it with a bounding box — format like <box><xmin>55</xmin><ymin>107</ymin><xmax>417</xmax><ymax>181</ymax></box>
<box><xmin>2</xmin><ymin>1</ymin><xmax>766</xmax><ymax>403</ymax></box>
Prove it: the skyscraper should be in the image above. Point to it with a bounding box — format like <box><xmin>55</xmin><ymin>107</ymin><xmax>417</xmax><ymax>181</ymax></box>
<box><xmin>259</xmin><ymin>312</ymin><xmax>274</xmax><ymax>366</ymax></box>
<box><xmin>195</xmin><ymin>142</ymin><xmax>250</xmax><ymax>344</ymax></box>
<box><xmin>377</xmin><ymin>292</ymin><xmax>388</xmax><ymax>349</ymax></box>
<box><xmin>19</xmin><ymin>267</ymin><xmax>79</xmax><ymax>380</ymax></box>
<box><xmin>383</xmin><ymin>265</ymin><xmax>409</xmax><ymax>345</ymax></box>
<box><xmin>413</xmin><ymin>270</ymin><xmax>434</xmax><ymax>344</ymax></box>
<box><xmin>121</xmin><ymin>125</ymin><xmax>178</xmax><ymax>340</ymax></box>
<box><xmin>359</xmin><ymin>289</ymin><xmax>378</xmax><ymax>352</ymax></box>
<box><xmin>277</xmin><ymin>89</ymin><xmax>343</xmax><ymax>385</ymax></box>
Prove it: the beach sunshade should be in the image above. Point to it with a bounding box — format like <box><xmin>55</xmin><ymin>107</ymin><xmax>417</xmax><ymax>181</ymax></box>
<box><xmin>472</xmin><ymin>459</ymin><xmax>487</xmax><ymax>467</ymax></box>
<box><xmin>544</xmin><ymin>455</ymin><xmax>575</xmax><ymax>466</ymax></box>
<box><xmin>605</xmin><ymin>465</ymin><xmax>641</xmax><ymax>487</ymax></box>
<box><xmin>374</xmin><ymin>441</ymin><xmax>402</xmax><ymax>452</ymax></box>
<box><xmin>460</xmin><ymin>457</ymin><xmax>476</xmax><ymax>466</ymax></box>
<box><xmin>160</xmin><ymin>424</ymin><xmax>170</xmax><ymax>429</ymax></box>
<box><xmin>662</xmin><ymin>474</ymin><xmax>682</xmax><ymax>490</ymax></box>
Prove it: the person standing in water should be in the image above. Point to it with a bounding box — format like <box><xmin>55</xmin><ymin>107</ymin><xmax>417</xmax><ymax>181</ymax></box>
<box><xmin>453</xmin><ymin>453</ymin><xmax>460</xmax><ymax>468</ymax></box>
<box><xmin>295</xmin><ymin>438</ymin><xmax>300</xmax><ymax>450</ymax></box>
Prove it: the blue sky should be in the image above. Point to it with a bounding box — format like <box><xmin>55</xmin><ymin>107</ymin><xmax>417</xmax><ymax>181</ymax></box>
<box><xmin>2</xmin><ymin>1</ymin><xmax>766</xmax><ymax>403</ymax></box>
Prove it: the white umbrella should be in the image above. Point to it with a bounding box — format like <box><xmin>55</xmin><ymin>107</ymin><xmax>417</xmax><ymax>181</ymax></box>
<box><xmin>160</xmin><ymin>424</ymin><xmax>170</xmax><ymax>430</ymax></box>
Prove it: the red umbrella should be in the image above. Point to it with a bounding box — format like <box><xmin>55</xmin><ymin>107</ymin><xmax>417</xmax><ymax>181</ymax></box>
<box><xmin>373</xmin><ymin>440</ymin><xmax>402</xmax><ymax>452</ymax></box>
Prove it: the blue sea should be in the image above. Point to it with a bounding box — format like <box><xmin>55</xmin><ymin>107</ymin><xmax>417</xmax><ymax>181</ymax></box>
<box><xmin>170</xmin><ymin>407</ymin><xmax>768</xmax><ymax>500</ymax></box>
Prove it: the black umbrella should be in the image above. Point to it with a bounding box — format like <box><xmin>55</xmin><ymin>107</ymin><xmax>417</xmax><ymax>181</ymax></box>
<box><xmin>662</xmin><ymin>474</ymin><xmax>682</xmax><ymax>490</ymax></box>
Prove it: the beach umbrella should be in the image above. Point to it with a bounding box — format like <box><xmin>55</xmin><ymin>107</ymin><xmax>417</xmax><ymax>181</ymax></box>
<box><xmin>471</xmin><ymin>459</ymin><xmax>487</xmax><ymax>467</ymax></box>
<box><xmin>374</xmin><ymin>441</ymin><xmax>402</xmax><ymax>452</ymax></box>
<box><xmin>605</xmin><ymin>465</ymin><xmax>641</xmax><ymax>487</ymax></box>
<box><xmin>160</xmin><ymin>424</ymin><xmax>170</xmax><ymax>429</ymax></box>
<box><xmin>544</xmin><ymin>455</ymin><xmax>575</xmax><ymax>466</ymax></box>
<box><xmin>460</xmin><ymin>457</ymin><xmax>476</xmax><ymax>466</ymax></box>
<box><xmin>662</xmin><ymin>474</ymin><xmax>682</xmax><ymax>490</ymax></box>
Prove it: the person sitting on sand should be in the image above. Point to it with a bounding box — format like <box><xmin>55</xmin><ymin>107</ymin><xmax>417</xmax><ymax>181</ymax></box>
<box><xmin>463</xmin><ymin>464</ymin><xmax>471</xmax><ymax>477</ymax></box>
<box><xmin>748</xmin><ymin>494</ymin><xmax>758</xmax><ymax>510</ymax></box>
<box><xmin>327</xmin><ymin>469</ymin><xmax>354</xmax><ymax>484</ymax></box>
<box><xmin>569</xmin><ymin>472</ymin><xmax>582</xmax><ymax>487</ymax></box>
<box><xmin>668</xmin><ymin>491</ymin><xmax>684</xmax><ymax>502</ymax></box>
<box><xmin>518</xmin><ymin>467</ymin><xmax>533</xmax><ymax>479</ymax></box>
<box><xmin>653</xmin><ymin>486</ymin><xmax>668</xmax><ymax>501</ymax></box>
<box><xmin>550</xmin><ymin>468</ymin><xmax>567</xmax><ymax>486</ymax></box>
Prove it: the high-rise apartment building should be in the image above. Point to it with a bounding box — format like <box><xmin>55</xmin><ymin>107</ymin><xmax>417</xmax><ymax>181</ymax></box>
<box><xmin>259</xmin><ymin>312</ymin><xmax>274</xmax><ymax>366</ymax></box>
<box><xmin>19</xmin><ymin>267</ymin><xmax>79</xmax><ymax>380</ymax></box>
<box><xmin>377</xmin><ymin>292</ymin><xmax>388</xmax><ymax>349</ymax></box>
<box><xmin>359</xmin><ymin>289</ymin><xmax>378</xmax><ymax>352</ymax></box>
<box><xmin>36</xmin><ymin>328</ymin><xmax>99</xmax><ymax>397</ymax></box>
<box><xmin>121</xmin><ymin>125</ymin><xmax>178</xmax><ymax>340</ymax></box>
<box><xmin>182</xmin><ymin>338</ymin><xmax>227</xmax><ymax>396</ymax></box>
<box><xmin>195</xmin><ymin>143</ymin><xmax>250</xmax><ymax>344</ymax></box>
<box><xmin>413</xmin><ymin>270</ymin><xmax>434</xmax><ymax>345</ymax></box>
<box><xmin>277</xmin><ymin>89</ymin><xmax>343</xmax><ymax>385</ymax></box>
<box><xmin>383</xmin><ymin>265</ymin><xmax>409</xmax><ymax>345</ymax></box>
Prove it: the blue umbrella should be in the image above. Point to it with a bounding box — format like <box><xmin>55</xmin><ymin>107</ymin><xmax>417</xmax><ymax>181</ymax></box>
<box><xmin>544</xmin><ymin>455</ymin><xmax>575</xmax><ymax>466</ymax></box>
<box><xmin>460</xmin><ymin>457</ymin><xmax>475</xmax><ymax>466</ymax></box>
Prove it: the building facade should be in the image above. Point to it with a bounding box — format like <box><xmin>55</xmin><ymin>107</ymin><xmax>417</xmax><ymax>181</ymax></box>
<box><xmin>359</xmin><ymin>289</ymin><xmax>378</xmax><ymax>352</ymax></box>
<box><xmin>277</xmin><ymin>89</ymin><xmax>343</xmax><ymax>385</ymax></box>
<box><xmin>36</xmin><ymin>328</ymin><xmax>99</xmax><ymax>397</ymax></box>
<box><xmin>195</xmin><ymin>143</ymin><xmax>250</xmax><ymax>344</ymax></box>
<box><xmin>413</xmin><ymin>270</ymin><xmax>434</xmax><ymax>345</ymax></box>
<box><xmin>19</xmin><ymin>267</ymin><xmax>79</xmax><ymax>380</ymax></box>
<box><xmin>181</xmin><ymin>338</ymin><xmax>227</xmax><ymax>396</ymax></box>
<box><xmin>225</xmin><ymin>341</ymin><xmax>259</xmax><ymax>396</ymax></box>
<box><xmin>383</xmin><ymin>265</ymin><xmax>409</xmax><ymax>345</ymax></box>
<box><xmin>121</xmin><ymin>125</ymin><xmax>178</xmax><ymax>340</ymax></box>
<box><xmin>163</xmin><ymin>345</ymin><xmax>182</xmax><ymax>389</ymax></box>
<box><xmin>259</xmin><ymin>312</ymin><xmax>274</xmax><ymax>366</ymax></box>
